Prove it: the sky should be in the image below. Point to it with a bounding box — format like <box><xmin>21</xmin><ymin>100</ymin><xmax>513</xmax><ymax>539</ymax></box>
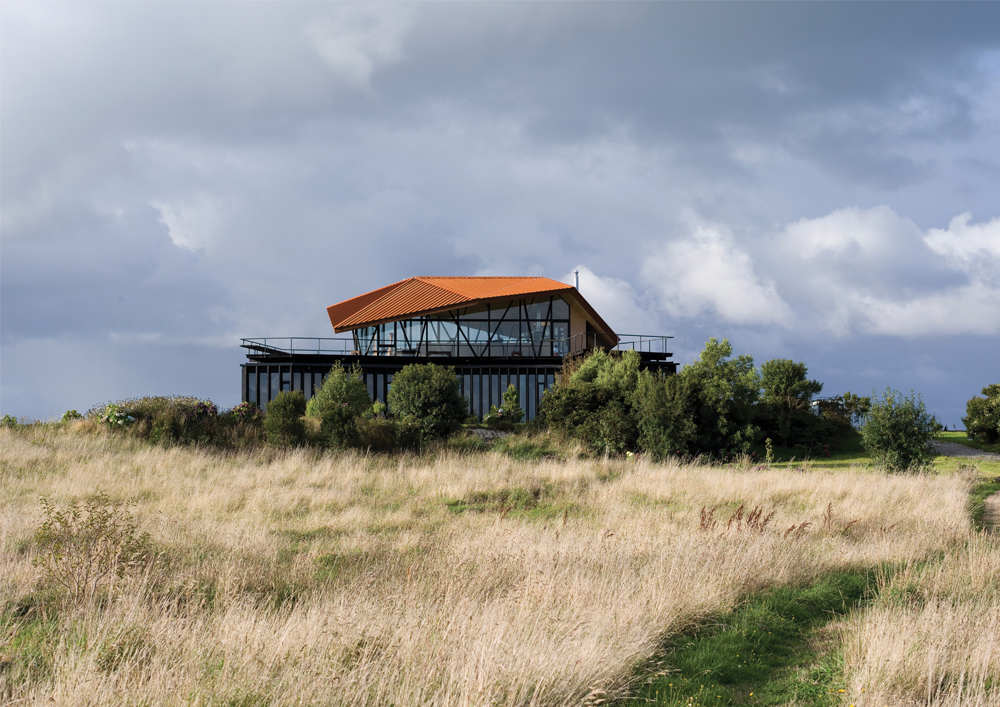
<box><xmin>2</xmin><ymin>2</ymin><xmax>999</xmax><ymax>426</ymax></box>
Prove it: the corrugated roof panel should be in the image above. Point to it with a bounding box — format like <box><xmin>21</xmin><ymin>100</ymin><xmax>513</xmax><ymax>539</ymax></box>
<box><xmin>326</xmin><ymin>276</ymin><xmax>615</xmax><ymax>345</ymax></box>
<box><xmin>338</xmin><ymin>278</ymin><xmax>466</xmax><ymax>329</ymax></box>
<box><xmin>420</xmin><ymin>276</ymin><xmax>573</xmax><ymax>299</ymax></box>
<box><xmin>325</xmin><ymin>278</ymin><xmax>408</xmax><ymax>332</ymax></box>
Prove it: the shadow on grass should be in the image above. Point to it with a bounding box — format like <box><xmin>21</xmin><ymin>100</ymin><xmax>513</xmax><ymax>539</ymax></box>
<box><xmin>619</xmin><ymin>568</ymin><xmax>882</xmax><ymax>706</ymax></box>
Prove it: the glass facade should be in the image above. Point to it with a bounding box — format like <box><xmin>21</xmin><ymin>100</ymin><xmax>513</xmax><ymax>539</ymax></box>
<box><xmin>242</xmin><ymin>362</ymin><xmax>561</xmax><ymax>420</ymax></box>
<box><xmin>351</xmin><ymin>295</ymin><xmax>572</xmax><ymax>358</ymax></box>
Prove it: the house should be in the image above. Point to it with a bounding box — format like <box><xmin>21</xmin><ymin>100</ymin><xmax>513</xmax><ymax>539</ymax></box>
<box><xmin>241</xmin><ymin>276</ymin><xmax>675</xmax><ymax>420</ymax></box>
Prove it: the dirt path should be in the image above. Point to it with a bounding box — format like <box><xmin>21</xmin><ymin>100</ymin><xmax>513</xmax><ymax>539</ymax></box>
<box><xmin>932</xmin><ymin>440</ymin><xmax>1000</xmax><ymax>460</ymax></box>
<box><xmin>931</xmin><ymin>441</ymin><xmax>1000</xmax><ymax>531</ymax></box>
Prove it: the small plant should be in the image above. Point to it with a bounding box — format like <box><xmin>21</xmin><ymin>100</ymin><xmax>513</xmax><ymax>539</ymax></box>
<box><xmin>230</xmin><ymin>401</ymin><xmax>260</xmax><ymax>423</ymax></box>
<box><xmin>764</xmin><ymin>437</ymin><xmax>774</xmax><ymax>466</ymax></box>
<box><xmin>861</xmin><ymin>388</ymin><xmax>937</xmax><ymax>473</ymax></box>
<box><xmin>33</xmin><ymin>493</ymin><xmax>156</xmax><ymax>604</ymax></box>
<box><xmin>193</xmin><ymin>400</ymin><xmax>218</xmax><ymax>418</ymax></box>
<box><xmin>1</xmin><ymin>413</ymin><xmax>18</xmax><ymax>428</ymax></box>
<box><xmin>98</xmin><ymin>403</ymin><xmax>134</xmax><ymax>429</ymax></box>
<box><xmin>264</xmin><ymin>391</ymin><xmax>306</xmax><ymax>446</ymax></box>
<box><xmin>61</xmin><ymin>409</ymin><xmax>83</xmax><ymax>422</ymax></box>
<box><xmin>484</xmin><ymin>384</ymin><xmax>525</xmax><ymax>430</ymax></box>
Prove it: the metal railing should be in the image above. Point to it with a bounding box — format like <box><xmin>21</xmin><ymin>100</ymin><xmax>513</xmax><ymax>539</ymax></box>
<box><xmin>613</xmin><ymin>334</ymin><xmax>674</xmax><ymax>354</ymax></box>
<box><xmin>242</xmin><ymin>333</ymin><xmax>673</xmax><ymax>358</ymax></box>
<box><xmin>241</xmin><ymin>337</ymin><xmax>357</xmax><ymax>355</ymax></box>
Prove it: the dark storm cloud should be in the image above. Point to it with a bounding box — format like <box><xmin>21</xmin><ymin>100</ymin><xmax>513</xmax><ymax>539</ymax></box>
<box><xmin>2</xmin><ymin>2</ymin><xmax>999</xmax><ymax>421</ymax></box>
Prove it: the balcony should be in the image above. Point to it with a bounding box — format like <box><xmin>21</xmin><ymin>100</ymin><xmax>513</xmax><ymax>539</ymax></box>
<box><xmin>242</xmin><ymin>333</ymin><xmax>673</xmax><ymax>361</ymax></box>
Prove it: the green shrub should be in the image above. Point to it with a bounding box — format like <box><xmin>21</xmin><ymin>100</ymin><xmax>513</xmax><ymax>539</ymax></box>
<box><xmin>263</xmin><ymin>391</ymin><xmax>306</xmax><ymax>446</ymax></box>
<box><xmin>387</xmin><ymin>363</ymin><xmax>467</xmax><ymax>440</ymax></box>
<box><xmin>34</xmin><ymin>493</ymin><xmax>157</xmax><ymax>604</ymax></box>
<box><xmin>632</xmin><ymin>371</ymin><xmax>698</xmax><ymax>459</ymax></box>
<box><xmin>90</xmin><ymin>396</ymin><xmax>223</xmax><ymax>444</ymax></box>
<box><xmin>305</xmin><ymin>363</ymin><xmax>371</xmax><ymax>447</ymax></box>
<box><xmin>538</xmin><ymin>349</ymin><xmax>641</xmax><ymax>455</ymax></box>
<box><xmin>229</xmin><ymin>401</ymin><xmax>261</xmax><ymax>424</ymax></box>
<box><xmin>676</xmin><ymin>338</ymin><xmax>760</xmax><ymax>458</ymax></box>
<box><xmin>97</xmin><ymin>403</ymin><xmax>135</xmax><ymax>430</ymax></box>
<box><xmin>61</xmin><ymin>409</ymin><xmax>83</xmax><ymax>422</ymax></box>
<box><xmin>355</xmin><ymin>417</ymin><xmax>421</xmax><ymax>452</ymax></box>
<box><xmin>861</xmin><ymin>388</ymin><xmax>937</xmax><ymax>472</ymax></box>
<box><xmin>963</xmin><ymin>384</ymin><xmax>1000</xmax><ymax>444</ymax></box>
<box><xmin>2</xmin><ymin>413</ymin><xmax>18</xmax><ymax>428</ymax></box>
<box><xmin>484</xmin><ymin>384</ymin><xmax>524</xmax><ymax>430</ymax></box>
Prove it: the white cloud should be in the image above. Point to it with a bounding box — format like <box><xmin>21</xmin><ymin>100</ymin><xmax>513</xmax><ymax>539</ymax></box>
<box><xmin>924</xmin><ymin>212</ymin><xmax>1000</xmax><ymax>269</ymax></box>
<box><xmin>767</xmin><ymin>207</ymin><xmax>1000</xmax><ymax>336</ymax></box>
<box><xmin>562</xmin><ymin>265</ymin><xmax>660</xmax><ymax>333</ymax></box>
<box><xmin>860</xmin><ymin>282</ymin><xmax>1000</xmax><ymax>337</ymax></box>
<box><xmin>640</xmin><ymin>220</ymin><xmax>793</xmax><ymax>326</ymax></box>
<box><xmin>151</xmin><ymin>194</ymin><xmax>226</xmax><ymax>252</ymax></box>
<box><xmin>304</xmin><ymin>5</ymin><xmax>412</xmax><ymax>87</ymax></box>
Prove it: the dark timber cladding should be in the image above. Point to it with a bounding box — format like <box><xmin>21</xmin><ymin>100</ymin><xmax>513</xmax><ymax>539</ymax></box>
<box><xmin>241</xmin><ymin>276</ymin><xmax>677</xmax><ymax>420</ymax></box>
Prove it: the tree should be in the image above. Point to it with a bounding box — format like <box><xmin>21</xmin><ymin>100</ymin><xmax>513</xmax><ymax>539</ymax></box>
<box><xmin>677</xmin><ymin>338</ymin><xmax>760</xmax><ymax>457</ymax></box>
<box><xmin>387</xmin><ymin>363</ymin><xmax>467</xmax><ymax>440</ymax></box>
<box><xmin>306</xmin><ymin>363</ymin><xmax>371</xmax><ymax>447</ymax></box>
<box><xmin>861</xmin><ymin>389</ymin><xmax>937</xmax><ymax>472</ymax></box>
<box><xmin>633</xmin><ymin>370</ymin><xmax>698</xmax><ymax>459</ymax></box>
<box><xmin>759</xmin><ymin>359</ymin><xmax>823</xmax><ymax>410</ymax></box>
<box><xmin>841</xmin><ymin>392</ymin><xmax>872</xmax><ymax>428</ymax></box>
<box><xmin>757</xmin><ymin>359</ymin><xmax>823</xmax><ymax>446</ymax></box>
<box><xmin>963</xmin><ymin>384</ymin><xmax>1000</xmax><ymax>444</ymax></box>
<box><xmin>263</xmin><ymin>391</ymin><xmax>306</xmax><ymax>446</ymax></box>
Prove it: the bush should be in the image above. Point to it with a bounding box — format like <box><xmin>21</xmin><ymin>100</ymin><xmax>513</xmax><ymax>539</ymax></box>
<box><xmin>2</xmin><ymin>413</ymin><xmax>18</xmax><ymax>428</ymax></box>
<box><xmin>387</xmin><ymin>363</ymin><xmax>467</xmax><ymax>441</ymax></box>
<box><xmin>484</xmin><ymin>384</ymin><xmax>525</xmax><ymax>430</ymax></box>
<box><xmin>229</xmin><ymin>401</ymin><xmax>261</xmax><ymax>424</ymax></box>
<box><xmin>633</xmin><ymin>371</ymin><xmax>698</xmax><ymax>459</ymax></box>
<box><xmin>90</xmin><ymin>396</ymin><xmax>225</xmax><ymax>444</ymax></box>
<box><xmin>98</xmin><ymin>403</ymin><xmax>135</xmax><ymax>430</ymax></box>
<box><xmin>538</xmin><ymin>349</ymin><xmax>641</xmax><ymax>455</ymax></box>
<box><xmin>306</xmin><ymin>363</ymin><xmax>371</xmax><ymax>447</ymax></box>
<box><xmin>61</xmin><ymin>409</ymin><xmax>83</xmax><ymax>422</ymax></box>
<box><xmin>861</xmin><ymin>389</ymin><xmax>937</xmax><ymax>472</ymax></box>
<box><xmin>676</xmin><ymin>339</ymin><xmax>760</xmax><ymax>457</ymax></box>
<box><xmin>34</xmin><ymin>493</ymin><xmax>157</xmax><ymax>604</ymax></box>
<box><xmin>263</xmin><ymin>390</ymin><xmax>306</xmax><ymax>446</ymax></box>
<box><xmin>355</xmin><ymin>416</ymin><xmax>421</xmax><ymax>452</ymax></box>
<box><xmin>963</xmin><ymin>384</ymin><xmax>1000</xmax><ymax>444</ymax></box>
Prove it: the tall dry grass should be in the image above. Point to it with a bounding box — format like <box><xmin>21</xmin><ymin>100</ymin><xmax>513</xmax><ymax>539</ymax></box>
<box><xmin>0</xmin><ymin>425</ymin><xmax>973</xmax><ymax>705</ymax></box>
<box><xmin>842</xmin><ymin>532</ymin><xmax>1000</xmax><ymax>706</ymax></box>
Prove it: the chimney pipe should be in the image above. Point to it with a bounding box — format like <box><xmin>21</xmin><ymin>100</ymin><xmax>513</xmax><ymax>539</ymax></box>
<box><xmin>574</xmin><ymin>270</ymin><xmax>580</xmax><ymax>290</ymax></box>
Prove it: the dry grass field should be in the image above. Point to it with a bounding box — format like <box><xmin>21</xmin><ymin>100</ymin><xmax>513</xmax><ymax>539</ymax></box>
<box><xmin>0</xmin><ymin>425</ymin><xmax>990</xmax><ymax>705</ymax></box>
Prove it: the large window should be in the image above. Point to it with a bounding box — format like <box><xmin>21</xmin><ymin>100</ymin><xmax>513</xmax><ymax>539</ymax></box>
<box><xmin>350</xmin><ymin>295</ymin><xmax>571</xmax><ymax>357</ymax></box>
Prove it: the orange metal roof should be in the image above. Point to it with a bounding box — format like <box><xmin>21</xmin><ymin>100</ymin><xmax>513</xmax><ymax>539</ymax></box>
<box><xmin>326</xmin><ymin>276</ymin><xmax>617</xmax><ymax>343</ymax></box>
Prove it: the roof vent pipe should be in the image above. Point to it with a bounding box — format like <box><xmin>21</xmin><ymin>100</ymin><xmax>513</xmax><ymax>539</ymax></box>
<box><xmin>574</xmin><ymin>270</ymin><xmax>579</xmax><ymax>290</ymax></box>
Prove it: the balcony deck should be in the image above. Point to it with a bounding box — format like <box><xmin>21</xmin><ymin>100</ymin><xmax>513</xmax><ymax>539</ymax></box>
<box><xmin>240</xmin><ymin>333</ymin><xmax>673</xmax><ymax>362</ymax></box>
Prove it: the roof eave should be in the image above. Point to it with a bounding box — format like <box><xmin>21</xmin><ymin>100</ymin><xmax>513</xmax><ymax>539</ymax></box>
<box><xmin>332</xmin><ymin>286</ymin><xmax>576</xmax><ymax>332</ymax></box>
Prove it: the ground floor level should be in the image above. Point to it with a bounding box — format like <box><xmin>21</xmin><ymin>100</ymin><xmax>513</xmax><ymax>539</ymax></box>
<box><xmin>242</xmin><ymin>353</ymin><xmax>676</xmax><ymax>421</ymax></box>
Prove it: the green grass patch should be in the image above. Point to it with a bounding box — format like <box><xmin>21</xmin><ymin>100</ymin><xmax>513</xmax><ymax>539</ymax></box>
<box><xmin>621</xmin><ymin>567</ymin><xmax>881</xmax><ymax>706</ymax></box>
<box><xmin>444</xmin><ymin>484</ymin><xmax>585</xmax><ymax>521</ymax></box>
<box><xmin>490</xmin><ymin>436</ymin><xmax>564</xmax><ymax>461</ymax></box>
